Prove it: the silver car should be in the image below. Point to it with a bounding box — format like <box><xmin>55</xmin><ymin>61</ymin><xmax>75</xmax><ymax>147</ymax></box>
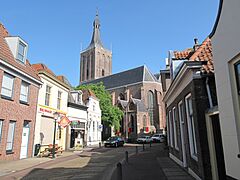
<box><xmin>137</xmin><ymin>136</ymin><xmax>153</xmax><ymax>143</ymax></box>
<box><xmin>151</xmin><ymin>134</ymin><xmax>165</xmax><ymax>143</ymax></box>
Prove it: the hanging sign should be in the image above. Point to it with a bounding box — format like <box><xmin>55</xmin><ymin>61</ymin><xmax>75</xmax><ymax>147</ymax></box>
<box><xmin>58</xmin><ymin>116</ymin><xmax>70</xmax><ymax>128</ymax></box>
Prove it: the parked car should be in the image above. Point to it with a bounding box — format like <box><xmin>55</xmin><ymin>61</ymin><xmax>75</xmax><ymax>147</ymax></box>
<box><xmin>137</xmin><ymin>136</ymin><xmax>153</xmax><ymax>143</ymax></box>
<box><xmin>151</xmin><ymin>134</ymin><xmax>165</xmax><ymax>143</ymax></box>
<box><xmin>104</xmin><ymin>136</ymin><xmax>125</xmax><ymax>147</ymax></box>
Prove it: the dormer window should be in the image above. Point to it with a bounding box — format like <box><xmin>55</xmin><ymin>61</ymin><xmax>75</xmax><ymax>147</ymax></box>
<box><xmin>17</xmin><ymin>41</ymin><xmax>26</xmax><ymax>63</ymax></box>
<box><xmin>5</xmin><ymin>36</ymin><xmax>28</xmax><ymax>65</ymax></box>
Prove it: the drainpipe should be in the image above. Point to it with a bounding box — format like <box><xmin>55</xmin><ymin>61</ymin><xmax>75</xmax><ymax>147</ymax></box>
<box><xmin>206</xmin><ymin>77</ymin><xmax>213</xmax><ymax>108</ymax></box>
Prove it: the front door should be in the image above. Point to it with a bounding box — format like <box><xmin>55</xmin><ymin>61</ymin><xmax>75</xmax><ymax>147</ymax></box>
<box><xmin>20</xmin><ymin>121</ymin><xmax>30</xmax><ymax>159</ymax></box>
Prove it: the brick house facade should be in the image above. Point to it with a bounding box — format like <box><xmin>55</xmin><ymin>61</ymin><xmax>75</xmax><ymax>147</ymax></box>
<box><xmin>0</xmin><ymin>24</ymin><xmax>42</xmax><ymax>160</ymax></box>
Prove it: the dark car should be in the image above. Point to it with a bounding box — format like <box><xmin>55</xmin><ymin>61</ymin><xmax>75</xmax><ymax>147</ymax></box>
<box><xmin>104</xmin><ymin>136</ymin><xmax>125</xmax><ymax>147</ymax></box>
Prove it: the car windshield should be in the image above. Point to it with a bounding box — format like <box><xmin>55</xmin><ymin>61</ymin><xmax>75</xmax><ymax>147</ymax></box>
<box><xmin>108</xmin><ymin>137</ymin><xmax>118</xmax><ymax>141</ymax></box>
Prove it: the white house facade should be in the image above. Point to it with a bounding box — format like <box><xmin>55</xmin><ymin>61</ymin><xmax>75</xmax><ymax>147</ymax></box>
<box><xmin>211</xmin><ymin>0</ymin><xmax>240</xmax><ymax>179</ymax></box>
<box><xmin>32</xmin><ymin>64</ymin><xmax>69</xmax><ymax>153</ymax></box>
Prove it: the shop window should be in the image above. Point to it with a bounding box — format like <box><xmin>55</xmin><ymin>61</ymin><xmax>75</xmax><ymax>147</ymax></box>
<box><xmin>185</xmin><ymin>94</ymin><xmax>198</xmax><ymax>161</ymax></box>
<box><xmin>6</xmin><ymin>121</ymin><xmax>16</xmax><ymax>152</ymax></box>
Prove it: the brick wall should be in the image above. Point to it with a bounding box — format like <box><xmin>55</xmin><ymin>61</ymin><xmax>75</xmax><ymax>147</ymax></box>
<box><xmin>0</xmin><ymin>69</ymin><xmax>39</xmax><ymax>160</ymax></box>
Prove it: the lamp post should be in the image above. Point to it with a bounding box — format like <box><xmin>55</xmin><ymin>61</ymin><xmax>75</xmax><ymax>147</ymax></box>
<box><xmin>53</xmin><ymin>111</ymin><xmax>59</xmax><ymax>159</ymax></box>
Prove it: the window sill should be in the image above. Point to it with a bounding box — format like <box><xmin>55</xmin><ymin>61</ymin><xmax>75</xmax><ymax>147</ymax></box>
<box><xmin>20</xmin><ymin>100</ymin><xmax>29</xmax><ymax>106</ymax></box>
<box><xmin>1</xmin><ymin>95</ymin><xmax>13</xmax><ymax>101</ymax></box>
<box><xmin>6</xmin><ymin>151</ymin><xmax>14</xmax><ymax>155</ymax></box>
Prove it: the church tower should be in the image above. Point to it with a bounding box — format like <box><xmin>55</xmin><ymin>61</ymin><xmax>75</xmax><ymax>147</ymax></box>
<box><xmin>80</xmin><ymin>12</ymin><xmax>112</xmax><ymax>83</ymax></box>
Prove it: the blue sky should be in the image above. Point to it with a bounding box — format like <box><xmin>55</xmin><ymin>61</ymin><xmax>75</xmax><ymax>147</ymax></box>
<box><xmin>1</xmin><ymin>0</ymin><xmax>219</xmax><ymax>86</ymax></box>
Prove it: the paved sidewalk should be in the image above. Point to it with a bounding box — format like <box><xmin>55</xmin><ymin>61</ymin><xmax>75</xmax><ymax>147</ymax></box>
<box><xmin>111</xmin><ymin>144</ymin><xmax>194</xmax><ymax>180</ymax></box>
<box><xmin>0</xmin><ymin>150</ymin><xmax>82</xmax><ymax>178</ymax></box>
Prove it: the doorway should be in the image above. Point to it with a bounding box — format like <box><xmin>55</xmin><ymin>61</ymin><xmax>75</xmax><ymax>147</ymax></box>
<box><xmin>206</xmin><ymin>113</ymin><xmax>226</xmax><ymax>180</ymax></box>
<box><xmin>20</xmin><ymin>121</ymin><xmax>30</xmax><ymax>159</ymax></box>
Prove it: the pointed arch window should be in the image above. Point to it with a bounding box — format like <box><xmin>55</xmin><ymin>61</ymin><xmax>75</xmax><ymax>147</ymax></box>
<box><xmin>148</xmin><ymin>90</ymin><xmax>154</xmax><ymax>126</ymax></box>
<box><xmin>102</xmin><ymin>69</ymin><xmax>105</xmax><ymax>76</ymax></box>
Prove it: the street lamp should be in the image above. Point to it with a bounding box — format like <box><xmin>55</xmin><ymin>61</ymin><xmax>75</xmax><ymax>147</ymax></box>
<box><xmin>53</xmin><ymin>111</ymin><xmax>60</xmax><ymax>158</ymax></box>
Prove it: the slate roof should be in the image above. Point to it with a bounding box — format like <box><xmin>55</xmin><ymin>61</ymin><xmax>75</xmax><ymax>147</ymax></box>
<box><xmin>81</xmin><ymin>65</ymin><xmax>158</xmax><ymax>90</ymax></box>
<box><xmin>173</xmin><ymin>38</ymin><xmax>213</xmax><ymax>73</ymax></box>
<box><xmin>0</xmin><ymin>23</ymin><xmax>40</xmax><ymax>81</ymax></box>
<box><xmin>131</xmin><ymin>97</ymin><xmax>147</xmax><ymax>112</ymax></box>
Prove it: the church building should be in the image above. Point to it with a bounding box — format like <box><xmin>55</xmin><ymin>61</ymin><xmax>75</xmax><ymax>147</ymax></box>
<box><xmin>79</xmin><ymin>13</ymin><xmax>165</xmax><ymax>141</ymax></box>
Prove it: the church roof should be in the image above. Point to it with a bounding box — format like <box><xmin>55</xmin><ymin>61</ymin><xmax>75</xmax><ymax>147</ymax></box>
<box><xmin>81</xmin><ymin>65</ymin><xmax>158</xmax><ymax>90</ymax></box>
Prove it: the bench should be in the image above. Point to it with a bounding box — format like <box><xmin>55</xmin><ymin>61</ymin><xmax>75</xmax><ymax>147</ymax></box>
<box><xmin>38</xmin><ymin>144</ymin><xmax>63</xmax><ymax>157</ymax></box>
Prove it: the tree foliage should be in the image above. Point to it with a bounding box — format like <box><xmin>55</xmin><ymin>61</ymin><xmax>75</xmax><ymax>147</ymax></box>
<box><xmin>76</xmin><ymin>82</ymin><xmax>123</xmax><ymax>130</ymax></box>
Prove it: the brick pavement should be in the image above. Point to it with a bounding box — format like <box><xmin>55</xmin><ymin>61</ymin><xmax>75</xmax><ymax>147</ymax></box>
<box><xmin>111</xmin><ymin>144</ymin><xmax>194</xmax><ymax>180</ymax></box>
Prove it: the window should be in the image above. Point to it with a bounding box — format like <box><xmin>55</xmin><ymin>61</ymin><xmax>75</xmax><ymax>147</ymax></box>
<box><xmin>185</xmin><ymin>94</ymin><xmax>198</xmax><ymax>160</ymax></box>
<box><xmin>173</xmin><ymin>107</ymin><xmax>179</xmax><ymax>150</ymax></box>
<box><xmin>0</xmin><ymin>120</ymin><xmax>3</xmax><ymax>143</ymax></box>
<box><xmin>143</xmin><ymin>115</ymin><xmax>147</xmax><ymax>127</ymax></box>
<box><xmin>1</xmin><ymin>73</ymin><xmax>14</xmax><ymax>98</ymax></box>
<box><xmin>93</xmin><ymin>121</ymin><xmax>95</xmax><ymax>132</ymax></box>
<box><xmin>17</xmin><ymin>41</ymin><xmax>26</xmax><ymax>63</ymax></box>
<box><xmin>20</xmin><ymin>81</ymin><xmax>29</xmax><ymax>103</ymax></box>
<box><xmin>45</xmin><ymin>85</ymin><xmax>51</xmax><ymax>106</ymax></box>
<box><xmin>234</xmin><ymin>61</ymin><xmax>240</xmax><ymax>95</ymax></box>
<box><xmin>168</xmin><ymin>110</ymin><xmax>174</xmax><ymax>147</ymax></box>
<box><xmin>102</xmin><ymin>69</ymin><xmax>105</xmax><ymax>76</ymax></box>
<box><xmin>57</xmin><ymin>91</ymin><xmax>62</xmax><ymax>109</ymax></box>
<box><xmin>6</xmin><ymin>121</ymin><xmax>16</xmax><ymax>152</ymax></box>
<box><xmin>93</xmin><ymin>105</ymin><xmax>95</xmax><ymax>111</ymax></box>
<box><xmin>148</xmin><ymin>91</ymin><xmax>154</xmax><ymax>126</ymax></box>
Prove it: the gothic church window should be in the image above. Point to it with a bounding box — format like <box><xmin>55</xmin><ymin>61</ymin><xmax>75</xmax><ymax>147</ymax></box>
<box><xmin>148</xmin><ymin>90</ymin><xmax>154</xmax><ymax>126</ymax></box>
<box><xmin>102</xmin><ymin>69</ymin><xmax>105</xmax><ymax>76</ymax></box>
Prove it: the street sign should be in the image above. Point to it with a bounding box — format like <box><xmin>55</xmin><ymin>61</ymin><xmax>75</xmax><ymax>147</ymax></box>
<box><xmin>58</xmin><ymin>116</ymin><xmax>70</xmax><ymax>128</ymax></box>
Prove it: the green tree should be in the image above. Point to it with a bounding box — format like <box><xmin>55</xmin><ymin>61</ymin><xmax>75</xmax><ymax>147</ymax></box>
<box><xmin>76</xmin><ymin>82</ymin><xmax>123</xmax><ymax>130</ymax></box>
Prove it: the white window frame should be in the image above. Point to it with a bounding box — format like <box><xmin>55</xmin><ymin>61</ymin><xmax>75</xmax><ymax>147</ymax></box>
<box><xmin>20</xmin><ymin>81</ymin><xmax>29</xmax><ymax>103</ymax></box>
<box><xmin>45</xmin><ymin>85</ymin><xmax>51</xmax><ymax>106</ymax></box>
<box><xmin>185</xmin><ymin>94</ymin><xmax>198</xmax><ymax>161</ymax></box>
<box><xmin>57</xmin><ymin>91</ymin><xmax>62</xmax><ymax>109</ymax></box>
<box><xmin>1</xmin><ymin>73</ymin><xmax>14</xmax><ymax>98</ymax></box>
<box><xmin>168</xmin><ymin>110</ymin><xmax>174</xmax><ymax>147</ymax></box>
<box><xmin>0</xmin><ymin>120</ymin><xmax>3</xmax><ymax>143</ymax></box>
<box><xmin>17</xmin><ymin>41</ymin><xmax>26</xmax><ymax>64</ymax></box>
<box><xmin>173</xmin><ymin>107</ymin><xmax>179</xmax><ymax>150</ymax></box>
<box><xmin>6</xmin><ymin>121</ymin><xmax>16</xmax><ymax>152</ymax></box>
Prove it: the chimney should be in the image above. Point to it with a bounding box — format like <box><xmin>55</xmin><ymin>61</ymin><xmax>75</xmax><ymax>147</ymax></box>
<box><xmin>0</xmin><ymin>23</ymin><xmax>9</xmax><ymax>37</ymax></box>
<box><xmin>193</xmin><ymin>38</ymin><xmax>200</xmax><ymax>51</ymax></box>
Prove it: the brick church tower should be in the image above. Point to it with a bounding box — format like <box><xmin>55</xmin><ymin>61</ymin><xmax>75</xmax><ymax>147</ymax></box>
<box><xmin>80</xmin><ymin>12</ymin><xmax>112</xmax><ymax>83</ymax></box>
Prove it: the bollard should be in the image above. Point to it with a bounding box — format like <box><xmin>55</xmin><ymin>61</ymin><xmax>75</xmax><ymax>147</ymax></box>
<box><xmin>143</xmin><ymin>142</ymin><xmax>145</xmax><ymax>151</ymax></box>
<box><xmin>117</xmin><ymin>162</ymin><xmax>123</xmax><ymax>180</ymax></box>
<box><xmin>150</xmin><ymin>141</ymin><xmax>152</xmax><ymax>148</ymax></box>
<box><xmin>135</xmin><ymin>146</ymin><xmax>138</xmax><ymax>154</ymax></box>
<box><xmin>99</xmin><ymin>142</ymin><xmax>101</xmax><ymax>148</ymax></box>
<box><xmin>125</xmin><ymin>151</ymin><xmax>129</xmax><ymax>163</ymax></box>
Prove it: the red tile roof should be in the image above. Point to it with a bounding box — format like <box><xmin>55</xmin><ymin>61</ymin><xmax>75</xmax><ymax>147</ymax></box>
<box><xmin>32</xmin><ymin>63</ymin><xmax>56</xmax><ymax>77</ymax></box>
<box><xmin>82</xmin><ymin>89</ymin><xmax>97</xmax><ymax>104</ymax></box>
<box><xmin>0</xmin><ymin>23</ymin><xmax>40</xmax><ymax>81</ymax></box>
<box><xmin>173</xmin><ymin>38</ymin><xmax>213</xmax><ymax>73</ymax></box>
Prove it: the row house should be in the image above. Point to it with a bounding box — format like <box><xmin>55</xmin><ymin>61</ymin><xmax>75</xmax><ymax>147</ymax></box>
<box><xmin>58</xmin><ymin>76</ymin><xmax>102</xmax><ymax>148</ymax></box>
<box><xmin>32</xmin><ymin>64</ymin><xmax>69</xmax><ymax>151</ymax></box>
<box><xmin>0</xmin><ymin>24</ymin><xmax>42</xmax><ymax>160</ymax></box>
<box><xmin>82</xmin><ymin>89</ymin><xmax>102</xmax><ymax>146</ymax></box>
<box><xmin>210</xmin><ymin>0</ymin><xmax>240</xmax><ymax>179</ymax></box>
<box><xmin>161</xmin><ymin>38</ymin><xmax>220</xmax><ymax>179</ymax></box>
